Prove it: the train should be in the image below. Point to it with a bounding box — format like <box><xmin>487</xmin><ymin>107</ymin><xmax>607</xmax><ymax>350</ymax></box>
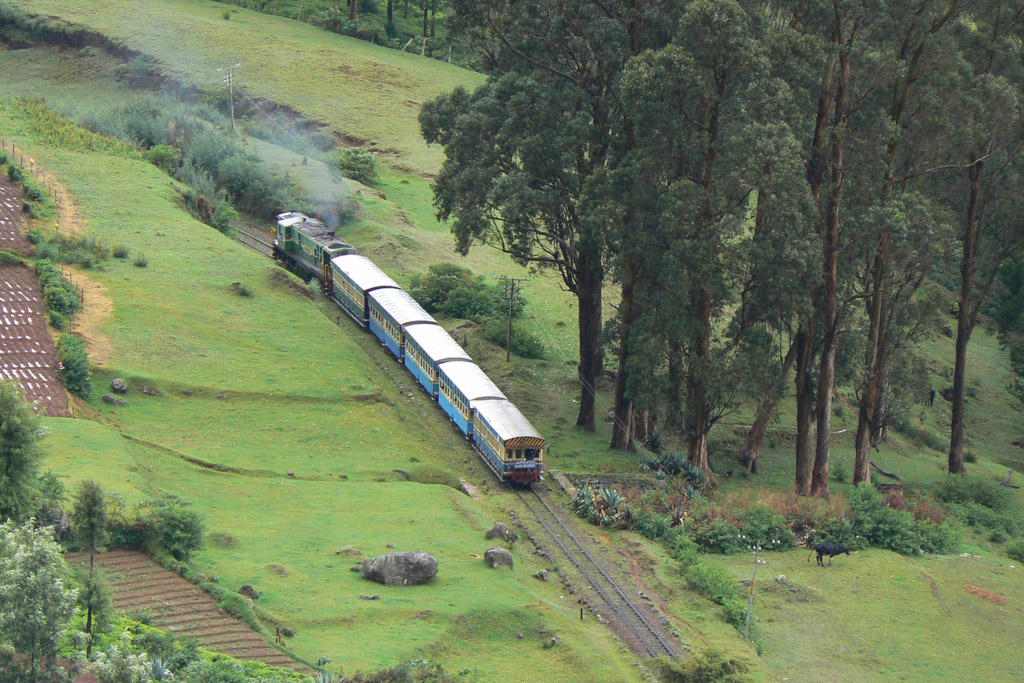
<box><xmin>273</xmin><ymin>212</ymin><xmax>545</xmax><ymax>484</ymax></box>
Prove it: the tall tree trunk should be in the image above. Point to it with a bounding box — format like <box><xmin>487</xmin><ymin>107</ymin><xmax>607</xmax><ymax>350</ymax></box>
<box><xmin>422</xmin><ymin>3</ymin><xmax>428</xmax><ymax>37</ymax></box>
<box><xmin>576</xmin><ymin>251</ymin><xmax>603</xmax><ymax>431</ymax></box>
<box><xmin>387</xmin><ymin>0</ymin><xmax>393</xmax><ymax>25</ymax></box>
<box><xmin>854</xmin><ymin>237</ymin><xmax>891</xmax><ymax>486</ymax></box>
<box><xmin>430</xmin><ymin>0</ymin><xmax>436</xmax><ymax>37</ymax></box>
<box><xmin>686</xmin><ymin>289</ymin><xmax>713</xmax><ymax>472</ymax></box>
<box><xmin>812</xmin><ymin>41</ymin><xmax>851</xmax><ymax>499</ymax></box>
<box><xmin>611</xmin><ymin>261</ymin><xmax>639</xmax><ymax>451</ymax></box>
<box><xmin>795</xmin><ymin>326</ymin><xmax>815</xmax><ymax>495</ymax></box>
<box><xmin>950</xmin><ymin>161</ymin><xmax>983</xmax><ymax>474</ymax></box>
<box><xmin>740</xmin><ymin>339</ymin><xmax>798</xmax><ymax>473</ymax></box>
<box><xmin>348</xmin><ymin>0</ymin><xmax>355</xmax><ymax>20</ymax></box>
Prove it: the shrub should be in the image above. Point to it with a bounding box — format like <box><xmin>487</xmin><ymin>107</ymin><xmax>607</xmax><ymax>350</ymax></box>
<box><xmin>143</xmin><ymin>496</ymin><xmax>203</xmax><ymax>561</ymax></box>
<box><xmin>56</xmin><ymin>334</ymin><xmax>91</xmax><ymax>399</ymax></box>
<box><xmin>408</xmin><ymin>263</ymin><xmax>512</xmax><ymax>321</ymax></box>
<box><xmin>145</xmin><ymin>144</ymin><xmax>181</xmax><ymax>174</ymax></box>
<box><xmin>23</xmin><ymin>181</ymin><xmax>44</xmax><ymax>202</ymax></box>
<box><xmin>656</xmin><ymin>650</ymin><xmax>751</xmax><ymax>683</ymax></box>
<box><xmin>693</xmin><ymin>520</ymin><xmax>745</xmax><ymax>554</ymax></box>
<box><xmin>1007</xmin><ymin>539</ymin><xmax>1024</xmax><ymax>563</ymax></box>
<box><xmin>916</xmin><ymin>519</ymin><xmax>962</xmax><ymax>554</ymax></box>
<box><xmin>329</xmin><ymin>146</ymin><xmax>379</xmax><ymax>184</ymax></box>
<box><xmin>211</xmin><ymin>201</ymin><xmax>238</xmax><ymax>235</ymax></box>
<box><xmin>813</xmin><ymin>516</ymin><xmax>864</xmax><ymax>550</ymax></box>
<box><xmin>7</xmin><ymin>162</ymin><xmax>24</xmax><ymax>183</ymax></box>
<box><xmin>937</xmin><ymin>475</ymin><xmax>1012</xmax><ymax>511</ymax></box>
<box><xmin>113</xmin><ymin>245</ymin><xmax>130</xmax><ymax>259</ymax></box>
<box><xmin>133</xmin><ymin>254</ymin><xmax>148</xmax><ymax>268</ymax></box>
<box><xmin>482</xmin><ymin>318</ymin><xmax>546</xmax><ymax>359</ymax></box>
<box><xmin>686</xmin><ymin>562</ymin><xmax>748</xmax><ymax>628</ymax></box>
<box><xmin>740</xmin><ymin>506</ymin><xmax>795</xmax><ymax>549</ymax></box>
<box><xmin>26</xmin><ymin>228</ymin><xmax>44</xmax><ymax>244</ymax></box>
<box><xmin>633</xmin><ymin>510</ymin><xmax>672</xmax><ymax>541</ymax></box>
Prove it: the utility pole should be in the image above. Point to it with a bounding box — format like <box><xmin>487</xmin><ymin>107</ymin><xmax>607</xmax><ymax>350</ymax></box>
<box><xmin>496</xmin><ymin>276</ymin><xmax>529</xmax><ymax>362</ymax></box>
<box><xmin>217</xmin><ymin>62</ymin><xmax>242</xmax><ymax>133</ymax></box>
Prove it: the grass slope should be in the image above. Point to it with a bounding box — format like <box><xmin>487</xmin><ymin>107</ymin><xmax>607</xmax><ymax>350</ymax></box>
<box><xmin>9</xmin><ymin>0</ymin><xmax>484</xmax><ymax>175</ymax></box>
<box><xmin>0</xmin><ymin>101</ymin><xmax>642</xmax><ymax>681</ymax></box>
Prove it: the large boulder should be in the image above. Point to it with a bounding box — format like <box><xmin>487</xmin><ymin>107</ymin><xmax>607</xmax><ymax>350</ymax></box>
<box><xmin>360</xmin><ymin>551</ymin><xmax>438</xmax><ymax>586</ymax></box>
<box><xmin>111</xmin><ymin>378</ymin><xmax>128</xmax><ymax>394</ymax></box>
<box><xmin>238</xmin><ymin>584</ymin><xmax>260</xmax><ymax>600</ymax></box>
<box><xmin>485</xmin><ymin>523</ymin><xmax>518</xmax><ymax>544</ymax></box>
<box><xmin>485</xmin><ymin>547</ymin><xmax>514</xmax><ymax>570</ymax></box>
<box><xmin>102</xmin><ymin>394</ymin><xmax>127</xmax><ymax>406</ymax></box>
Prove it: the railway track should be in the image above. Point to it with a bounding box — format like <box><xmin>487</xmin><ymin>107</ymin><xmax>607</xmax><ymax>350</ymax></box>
<box><xmin>233</xmin><ymin>224</ymin><xmax>274</xmax><ymax>257</ymax></box>
<box><xmin>513</xmin><ymin>486</ymin><xmax>678</xmax><ymax>660</ymax></box>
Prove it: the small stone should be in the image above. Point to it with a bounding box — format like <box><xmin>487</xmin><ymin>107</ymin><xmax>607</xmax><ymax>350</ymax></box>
<box><xmin>532</xmin><ymin>570</ymin><xmax>549</xmax><ymax>582</ymax></box>
<box><xmin>484</xmin><ymin>547</ymin><xmax>514</xmax><ymax>570</ymax></box>
<box><xmin>281</xmin><ymin>627</ymin><xmax>295</xmax><ymax>638</ymax></box>
<box><xmin>110</xmin><ymin>378</ymin><xmax>128</xmax><ymax>394</ymax></box>
<box><xmin>287</xmin><ymin>471</ymin><xmax>296</xmax><ymax>478</ymax></box>
<box><xmin>359</xmin><ymin>594</ymin><xmax>382</xmax><ymax>600</ymax></box>
<box><xmin>516</xmin><ymin>633</ymin><xmax>524</xmax><ymax>639</ymax></box>
<box><xmin>775</xmin><ymin>575</ymin><xmax>787</xmax><ymax>583</ymax></box>
<box><xmin>216</xmin><ymin>392</ymin><xmax>228</xmax><ymax>399</ymax></box>
<box><xmin>102</xmin><ymin>394</ymin><xmax>127</xmax><ymax>406</ymax></box>
<box><xmin>838</xmin><ymin>645</ymin><xmax>851</xmax><ymax>653</ymax></box>
<box><xmin>387</xmin><ymin>543</ymin><xmax>395</xmax><ymax>548</ymax></box>
<box><xmin>350</xmin><ymin>565</ymin><xmax>362</xmax><ymax>572</ymax></box>
<box><xmin>141</xmin><ymin>385</ymin><xmax>160</xmax><ymax>396</ymax></box>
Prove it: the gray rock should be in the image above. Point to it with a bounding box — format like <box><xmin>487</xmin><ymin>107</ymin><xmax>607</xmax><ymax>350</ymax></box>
<box><xmin>238</xmin><ymin>584</ymin><xmax>260</xmax><ymax>600</ymax></box>
<box><xmin>360</xmin><ymin>551</ymin><xmax>438</xmax><ymax>586</ymax></box>
<box><xmin>775</xmin><ymin>575</ymin><xmax>787</xmax><ymax>583</ymax></box>
<box><xmin>532</xmin><ymin>569</ymin><xmax>549</xmax><ymax>582</ymax></box>
<box><xmin>485</xmin><ymin>523</ymin><xmax>518</xmax><ymax>544</ymax></box>
<box><xmin>485</xmin><ymin>547</ymin><xmax>514</xmax><ymax>570</ymax></box>
<box><xmin>942</xmin><ymin>323</ymin><xmax>954</xmax><ymax>338</ymax></box>
<box><xmin>102</xmin><ymin>394</ymin><xmax>127</xmax><ymax>406</ymax></box>
<box><xmin>359</xmin><ymin>594</ymin><xmax>382</xmax><ymax>600</ymax></box>
<box><xmin>350</xmin><ymin>565</ymin><xmax>362</xmax><ymax>572</ymax></box>
<box><xmin>281</xmin><ymin>627</ymin><xmax>295</xmax><ymax>638</ymax></box>
<box><xmin>141</xmin><ymin>385</ymin><xmax>160</xmax><ymax>396</ymax></box>
<box><xmin>111</xmin><ymin>378</ymin><xmax>128</xmax><ymax>394</ymax></box>
<box><xmin>287</xmin><ymin>471</ymin><xmax>296</xmax><ymax>478</ymax></box>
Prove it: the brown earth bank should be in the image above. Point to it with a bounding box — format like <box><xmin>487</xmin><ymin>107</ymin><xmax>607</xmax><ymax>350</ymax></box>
<box><xmin>65</xmin><ymin>550</ymin><xmax>310</xmax><ymax>673</ymax></box>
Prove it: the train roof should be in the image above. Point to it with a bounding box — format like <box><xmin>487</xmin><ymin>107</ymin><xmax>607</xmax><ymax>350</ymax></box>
<box><xmin>331</xmin><ymin>254</ymin><xmax>400</xmax><ymax>293</ymax></box>
<box><xmin>475</xmin><ymin>399</ymin><xmax>545</xmax><ymax>443</ymax></box>
<box><xmin>404</xmin><ymin>323</ymin><xmax>472</xmax><ymax>364</ymax></box>
<box><xmin>441</xmin><ymin>361</ymin><xmax>507</xmax><ymax>402</ymax></box>
<box><xmin>277</xmin><ymin>212</ymin><xmax>351</xmax><ymax>252</ymax></box>
<box><xmin>368</xmin><ymin>288</ymin><xmax>435</xmax><ymax>327</ymax></box>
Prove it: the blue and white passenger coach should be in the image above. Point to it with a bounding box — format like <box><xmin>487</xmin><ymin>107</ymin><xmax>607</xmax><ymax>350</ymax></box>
<box><xmin>330</xmin><ymin>254</ymin><xmax>400</xmax><ymax>326</ymax></box>
<box><xmin>366</xmin><ymin>288</ymin><xmax>435</xmax><ymax>359</ymax></box>
<box><xmin>473</xmin><ymin>399</ymin><xmax>546</xmax><ymax>484</ymax></box>
<box><xmin>403</xmin><ymin>323</ymin><xmax>472</xmax><ymax>399</ymax></box>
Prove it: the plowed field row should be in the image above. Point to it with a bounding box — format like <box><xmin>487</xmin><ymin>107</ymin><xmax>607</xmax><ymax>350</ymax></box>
<box><xmin>66</xmin><ymin>550</ymin><xmax>307</xmax><ymax>673</ymax></box>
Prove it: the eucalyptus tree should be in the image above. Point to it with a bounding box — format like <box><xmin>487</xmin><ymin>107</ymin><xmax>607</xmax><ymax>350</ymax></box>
<box><xmin>72</xmin><ymin>481</ymin><xmax>108</xmax><ymax>658</ymax></box>
<box><xmin>422</xmin><ymin>0</ymin><xmax>676</xmax><ymax>432</ymax></box>
<box><xmin>940</xmin><ymin>0</ymin><xmax>1024</xmax><ymax>473</ymax></box>
<box><xmin>607</xmin><ymin>0</ymin><xmax>810</xmax><ymax>469</ymax></box>
<box><xmin>846</xmin><ymin>0</ymin><xmax>962</xmax><ymax>485</ymax></box>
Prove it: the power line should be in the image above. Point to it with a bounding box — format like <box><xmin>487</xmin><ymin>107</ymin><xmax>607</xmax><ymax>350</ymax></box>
<box><xmin>217</xmin><ymin>62</ymin><xmax>242</xmax><ymax>133</ymax></box>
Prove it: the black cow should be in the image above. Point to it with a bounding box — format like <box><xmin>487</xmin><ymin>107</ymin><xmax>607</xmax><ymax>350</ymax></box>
<box><xmin>808</xmin><ymin>542</ymin><xmax>851</xmax><ymax>567</ymax></box>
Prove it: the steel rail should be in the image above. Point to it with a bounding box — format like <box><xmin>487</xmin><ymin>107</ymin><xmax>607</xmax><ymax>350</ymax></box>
<box><xmin>514</xmin><ymin>487</ymin><xmax>676</xmax><ymax>658</ymax></box>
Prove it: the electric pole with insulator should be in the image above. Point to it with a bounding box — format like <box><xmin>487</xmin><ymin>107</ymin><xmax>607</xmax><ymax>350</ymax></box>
<box><xmin>217</xmin><ymin>62</ymin><xmax>242</xmax><ymax>133</ymax></box>
<box><xmin>496</xmin><ymin>275</ymin><xmax>529</xmax><ymax>362</ymax></box>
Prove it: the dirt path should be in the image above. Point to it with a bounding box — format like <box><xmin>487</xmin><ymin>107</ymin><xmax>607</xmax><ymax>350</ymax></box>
<box><xmin>65</xmin><ymin>550</ymin><xmax>310</xmax><ymax>674</ymax></box>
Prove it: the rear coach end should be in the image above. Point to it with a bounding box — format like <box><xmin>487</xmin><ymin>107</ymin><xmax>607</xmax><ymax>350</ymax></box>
<box><xmin>473</xmin><ymin>399</ymin><xmax>545</xmax><ymax>485</ymax></box>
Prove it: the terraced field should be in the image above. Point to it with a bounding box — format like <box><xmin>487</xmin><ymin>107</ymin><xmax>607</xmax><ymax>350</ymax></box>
<box><xmin>65</xmin><ymin>550</ymin><xmax>307</xmax><ymax>673</ymax></box>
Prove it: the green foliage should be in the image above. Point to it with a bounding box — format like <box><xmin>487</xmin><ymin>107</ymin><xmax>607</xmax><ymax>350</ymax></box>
<box><xmin>1007</xmin><ymin>539</ymin><xmax>1024</xmax><ymax>563</ymax></box>
<box><xmin>211</xmin><ymin>201</ymin><xmax>239</xmax><ymax>235</ymax></box>
<box><xmin>655</xmin><ymin>650</ymin><xmax>752</xmax><ymax>683</ymax></box>
<box><xmin>813</xmin><ymin>517</ymin><xmax>864</xmax><ymax>550</ymax></box>
<box><xmin>113</xmin><ymin>245</ymin><xmax>130</xmax><ymax>259</ymax></box>
<box><xmin>72</xmin><ymin>480</ymin><xmax>109</xmax><ymax>556</ymax></box>
<box><xmin>694</xmin><ymin>520</ymin><xmax>745</xmax><ymax>555</ymax></box>
<box><xmin>329</xmin><ymin>146</ymin><xmax>379</xmax><ymax>184</ymax></box>
<box><xmin>0</xmin><ymin>381</ymin><xmax>44</xmax><ymax>522</ymax></box>
<box><xmin>916</xmin><ymin>520</ymin><xmax>963</xmax><ymax>555</ymax></box>
<box><xmin>408</xmin><ymin>263</ymin><xmax>513</xmax><ymax>321</ymax></box>
<box><xmin>936</xmin><ymin>475</ymin><xmax>1014</xmax><ymax>511</ymax></box>
<box><xmin>740</xmin><ymin>506</ymin><xmax>795</xmax><ymax>549</ymax></box>
<box><xmin>685</xmin><ymin>562</ymin><xmax>746</xmax><ymax>627</ymax></box>
<box><xmin>0</xmin><ymin>520</ymin><xmax>77</xmax><ymax>681</ymax></box>
<box><xmin>56</xmin><ymin>333</ymin><xmax>92</xmax><ymax>399</ymax></box>
<box><xmin>133</xmin><ymin>253</ymin><xmax>149</xmax><ymax>268</ymax></box>
<box><xmin>6</xmin><ymin>162</ymin><xmax>24</xmax><ymax>183</ymax></box>
<box><xmin>91</xmin><ymin>633</ymin><xmax>153</xmax><ymax>683</ymax></box>
<box><xmin>36</xmin><ymin>258</ymin><xmax>82</xmax><ymax>326</ymax></box>
<box><xmin>145</xmin><ymin>144</ymin><xmax>181</xmax><ymax>174</ymax></box>
<box><xmin>633</xmin><ymin>510</ymin><xmax>672</xmax><ymax>541</ymax></box>
<box><xmin>481</xmin><ymin>319</ymin><xmax>546</xmax><ymax>359</ymax></box>
<box><xmin>143</xmin><ymin>496</ymin><xmax>203</xmax><ymax>561</ymax></box>
<box><xmin>27</xmin><ymin>228</ymin><xmax>44</xmax><ymax>244</ymax></box>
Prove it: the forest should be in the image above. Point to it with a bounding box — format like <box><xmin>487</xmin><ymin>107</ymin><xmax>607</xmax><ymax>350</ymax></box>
<box><xmin>420</xmin><ymin>0</ymin><xmax>1024</xmax><ymax>497</ymax></box>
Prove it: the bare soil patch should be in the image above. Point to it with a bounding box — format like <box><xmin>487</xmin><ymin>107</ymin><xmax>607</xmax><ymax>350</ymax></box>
<box><xmin>67</xmin><ymin>266</ymin><xmax>113</xmax><ymax>367</ymax></box>
<box><xmin>65</xmin><ymin>550</ymin><xmax>309</xmax><ymax>673</ymax></box>
<box><xmin>965</xmin><ymin>584</ymin><xmax>1007</xmax><ymax>605</ymax></box>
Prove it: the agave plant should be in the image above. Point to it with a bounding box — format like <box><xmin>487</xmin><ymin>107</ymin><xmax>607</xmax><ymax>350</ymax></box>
<box><xmin>150</xmin><ymin>657</ymin><xmax>171</xmax><ymax>681</ymax></box>
<box><xmin>312</xmin><ymin>672</ymin><xmax>342</xmax><ymax>683</ymax></box>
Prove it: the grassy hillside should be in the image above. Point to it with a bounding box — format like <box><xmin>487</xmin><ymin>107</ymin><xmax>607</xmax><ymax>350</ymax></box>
<box><xmin>0</xmin><ymin>99</ymin><xmax>645</xmax><ymax>681</ymax></box>
<box><xmin>9</xmin><ymin>0</ymin><xmax>483</xmax><ymax>175</ymax></box>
